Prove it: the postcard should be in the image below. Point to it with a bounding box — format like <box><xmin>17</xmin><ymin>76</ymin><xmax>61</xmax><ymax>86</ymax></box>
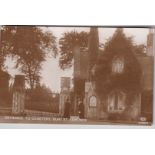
<box><xmin>0</xmin><ymin>26</ymin><xmax>154</xmax><ymax>125</ymax></box>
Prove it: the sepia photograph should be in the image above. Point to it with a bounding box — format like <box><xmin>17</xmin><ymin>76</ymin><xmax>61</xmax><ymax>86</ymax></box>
<box><xmin>0</xmin><ymin>26</ymin><xmax>154</xmax><ymax>125</ymax></box>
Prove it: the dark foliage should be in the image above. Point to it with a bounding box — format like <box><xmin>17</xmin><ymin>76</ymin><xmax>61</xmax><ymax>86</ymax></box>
<box><xmin>1</xmin><ymin>26</ymin><xmax>57</xmax><ymax>89</ymax></box>
<box><xmin>94</xmin><ymin>28</ymin><xmax>142</xmax><ymax>96</ymax></box>
<box><xmin>133</xmin><ymin>44</ymin><xmax>146</xmax><ymax>56</ymax></box>
<box><xmin>59</xmin><ymin>31</ymin><xmax>89</xmax><ymax>69</ymax></box>
<box><xmin>25</xmin><ymin>85</ymin><xmax>59</xmax><ymax>113</ymax></box>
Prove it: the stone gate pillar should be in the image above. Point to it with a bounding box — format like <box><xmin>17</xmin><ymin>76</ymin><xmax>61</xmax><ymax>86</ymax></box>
<box><xmin>12</xmin><ymin>75</ymin><xmax>25</xmax><ymax>115</ymax></box>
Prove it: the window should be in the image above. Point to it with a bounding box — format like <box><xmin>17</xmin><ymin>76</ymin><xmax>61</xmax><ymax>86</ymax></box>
<box><xmin>112</xmin><ymin>56</ymin><xmax>124</xmax><ymax>74</ymax></box>
<box><xmin>108</xmin><ymin>91</ymin><xmax>126</xmax><ymax>112</ymax></box>
<box><xmin>89</xmin><ymin>95</ymin><xmax>97</xmax><ymax>107</ymax></box>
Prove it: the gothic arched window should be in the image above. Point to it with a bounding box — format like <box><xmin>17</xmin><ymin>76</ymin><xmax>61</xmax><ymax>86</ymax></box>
<box><xmin>112</xmin><ymin>56</ymin><xmax>124</xmax><ymax>74</ymax></box>
<box><xmin>108</xmin><ymin>90</ymin><xmax>126</xmax><ymax>112</ymax></box>
<box><xmin>89</xmin><ymin>95</ymin><xmax>97</xmax><ymax>107</ymax></box>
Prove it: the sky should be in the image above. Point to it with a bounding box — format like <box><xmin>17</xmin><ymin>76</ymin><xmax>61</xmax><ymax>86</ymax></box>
<box><xmin>5</xmin><ymin>27</ymin><xmax>149</xmax><ymax>92</ymax></box>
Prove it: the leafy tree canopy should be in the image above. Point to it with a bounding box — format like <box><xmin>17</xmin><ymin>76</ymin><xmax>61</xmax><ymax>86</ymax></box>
<box><xmin>1</xmin><ymin>26</ymin><xmax>57</xmax><ymax>89</ymax></box>
<box><xmin>59</xmin><ymin>31</ymin><xmax>89</xmax><ymax>69</ymax></box>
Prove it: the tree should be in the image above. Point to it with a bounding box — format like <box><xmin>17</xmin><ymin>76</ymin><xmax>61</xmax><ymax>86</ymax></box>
<box><xmin>0</xmin><ymin>46</ymin><xmax>6</xmax><ymax>70</ymax></box>
<box><xmin>133</xmin><ymin>44</ymin><xmax>146</xmax><ymax>56</ymax></box>
<box><xmin>94</xmin><ymin>28</ymin><xmax>142</xmax><ymax>97</ymax></box>
<box><xmin>2</xmin><ymin>26</ymin><xmax>57</xmax><ymax>89</ymax></box>
<box><xmin>59</xmin><ymin>30</ymin><xmax>89</xmax><ymax>69</ymax></box>
<box><xmin>27</xmin><ymin>84</ymin><xmax>53</xmax><ymax>101</ymax></box>
<box><xmin>0</xmin><ymin>26</ymin><xmax>12</xmax><ymax>70</ymax></box>
<box><xmin>25</xmin><ymin>84</ymin><xmax>59</xmax><ymax>113</ymax></box>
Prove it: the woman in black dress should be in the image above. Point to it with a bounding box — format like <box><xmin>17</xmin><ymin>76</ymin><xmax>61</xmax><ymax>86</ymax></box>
<box><xmin>64</xmin><ymin>98</ymin><xmax>70</xmax><ymax>119</ymax></box>
<box><xmin>78</xmin><ymin>100</ymin><xmax>84</xmax><ymax>119</ymax></box>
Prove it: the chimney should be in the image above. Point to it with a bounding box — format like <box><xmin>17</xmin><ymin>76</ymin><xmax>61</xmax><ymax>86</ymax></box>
<box><xmin>88</xmin><ymin>27</ymin><xmax>99</xmax><ymax>79</ymax></box>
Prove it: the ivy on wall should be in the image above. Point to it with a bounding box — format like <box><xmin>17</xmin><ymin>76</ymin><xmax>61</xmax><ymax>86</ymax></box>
<box><xmin>94</xmin><ymin>28</ymin><xmax>142</xmax><ymax>97</ymax></box>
